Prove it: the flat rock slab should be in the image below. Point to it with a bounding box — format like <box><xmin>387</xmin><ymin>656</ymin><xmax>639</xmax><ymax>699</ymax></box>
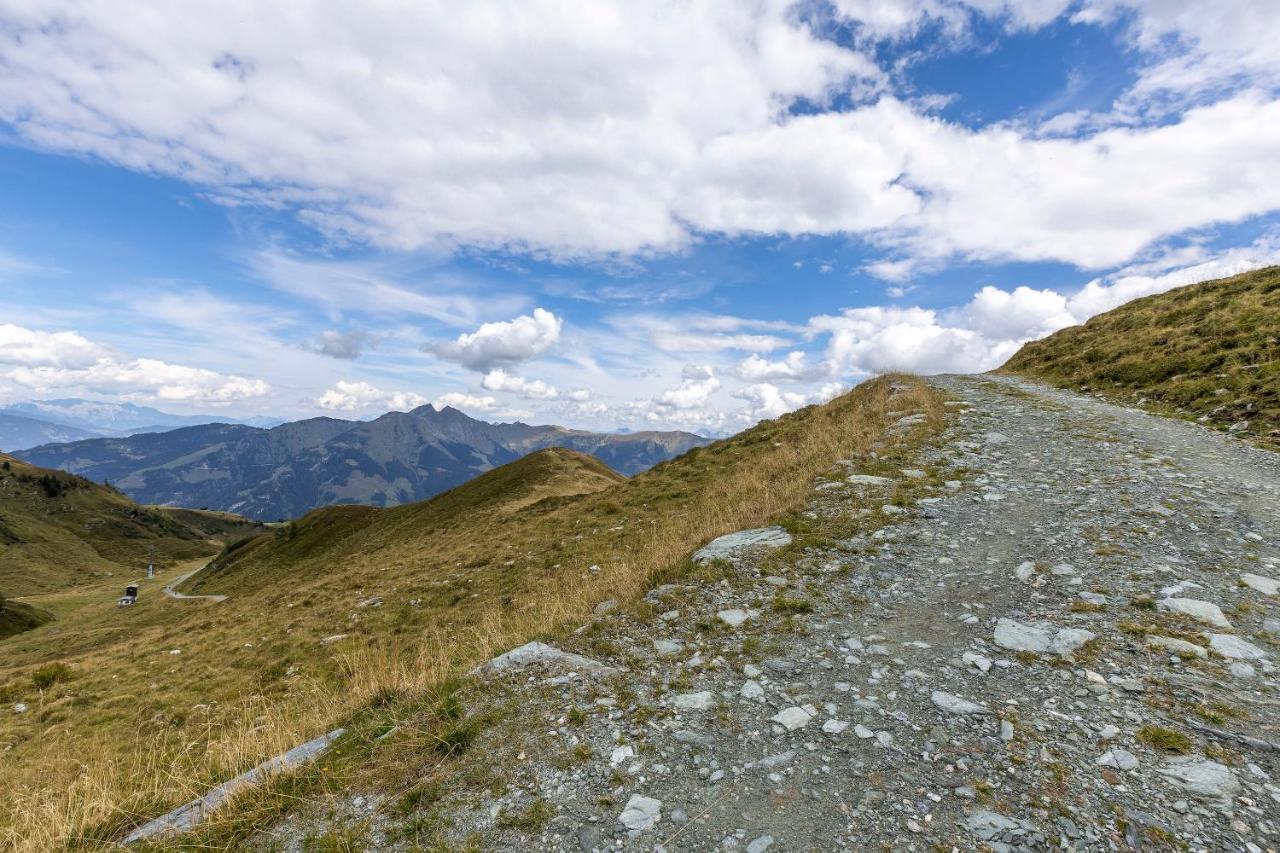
<box><xmin>1157</xmin><ymin>597</ymin><xmax>1232</xmax><ymax>629</ymax></box>
<box><xmin>847</xmin><ymin>474</ymin><xmax>894</xmax><ymax>486</ymax></box>
<box><xmin>1157</xmin><ymin>758</ymin><xmax>1240</xmax><ymax>809</ymax></box>
<box><xmin>693</xmin><ymin>526</ymin><xmax>792</xmax><ymax>564</ymax></box>
<box><xmin>993</xmin><ymin>618</ymin><xmax>1095</xmax><ymax>657</ymax></box>
<box><xmin>618</xmin><ymin>794</ymin><xmax>662</xmax><ymax>831</ymax></box>
<box><xmin>931</xmin><ymin>690</ymin><xmax>990</xmax><ymax>716</ymax></box>
<box><xmin>121</xmin><ymin>727</ymin><xmax>345</xmax><ymax>843</ymax></box>
<box><xmin>1207</xmin><ymin>633</ymin><xmax>1267</xmax><ymax>660</ymax></box>
<box><xmin>1145</xmin><ymin>635</ymin><xmax>1207</xmax><ymax>659</ymax></box>
<box><xmin>1241</xmin><ymin>573</ymin><xmax>1280</xmax><ymax>596</ymax></box>
<box><xmin>472</xmin><ymin>641</ymin><xmax>616</xmax><ymax>676</ymax></box>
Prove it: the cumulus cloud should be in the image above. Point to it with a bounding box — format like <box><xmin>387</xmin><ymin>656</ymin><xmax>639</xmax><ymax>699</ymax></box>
<box><xmin>316</xmin><ymin>380</ymin><xmax>427</xmax><ymax>412</ymax></box>
<box><xmin>732</xmin><ymin>351</ymin><xmax>814</xmax><ymax>382</ymax></box>
<box><xmin>433</xmin><ymin>392</ymin><xmax>499</xmax><ymax>413</ymax></box>
<box><xmin>431</xmin><ymin>308</ymin><xmax>562</xmax><ymax>371</ymax></box>
<box><xmin>0</xmin><ymin>324</ymin><xmax>269</xmax><ymax>404</ymax></box>
<box><xmin>653</xmin><ymin>364</ymin><xmax>722</xmax><ymax>411</ymax></box>
<box><xmin>4</xmin><ymin>2</ymin><xmax>1274</xmax><ymax>273</ymax></box>
<box><xmin>481</xmin><ymin>368</ymin><xmax>559</xmax><ymax>399</ymax></box>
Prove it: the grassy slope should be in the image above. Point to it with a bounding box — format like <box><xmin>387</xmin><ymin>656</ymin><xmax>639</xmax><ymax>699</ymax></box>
<box><xmin>0</xmin><ymin>598</ymin><xmax>53</xmax><ymax>640</ymax></box>
<box><xmin>0</xmin><ymin>374</ymin><xmax>944</xmax><ymax>851</ymax></box>
<box><xmin>0</xmin><ymin>454</ymin><xmax>226</xmax><ymax>596</ymax></box>
<box><xmin>1000</xmin><ymin>266</ymin><xmax>1280</xmax><ymax>449</ymax></box>
<box><xmin>185</xmin><ymin>448</ymin><xmax>625</xmax><ymax>596</ymax></box>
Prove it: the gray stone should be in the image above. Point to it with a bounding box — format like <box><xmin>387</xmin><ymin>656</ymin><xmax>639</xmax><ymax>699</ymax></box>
<box><xmin>771</xmin><ymin>706</ymin><xmax>814</xmax><ymax>731</ymax></box>
<box><xmin>1145</xmin><ymin>635</ymin><xmax>1207</xmax><ymax>658</ymax></box>
<box><xmin>473</xmin><ymin>641</ymin><xmax>615</xmax><ymax>676</ymax></box>
<box><xmin>848</xmin><ymin>474</ymin><xmax>894</xmax><ymax>486</ymax></box>
<box><xmin>747</xmin><ymin>835</ymin><xmax>775</xmax><ymax>853</ymax></box>
<box><xmin>931</xmin><ymin>690</ymin><xmax>990</xmax><ymax>716</ymax></box>
<box><xmin>1207</xmin><ymin>633</ymin><xmax>1267</xmax><ymax>660</ymax></box>
<box><xmin>993</xmin><ymin>618</ymin><xmax>1095</xmax><ymax>657</ymax></box>
<box><xmin>1156</xmin><ymin>758</ymin><xmax>1240</xmax><ymax>809</ymax></box>
<box><xmin>716</xmin><ymin>609</ymin><xmax>752</xmax><ymax>628</ymax></box>
<box><xmin>122</xmin><ymin>728</ymin><xmax>345</xmax><ymax>843</ymax></box>
<box><xmin>618</xmin><ymin>794</ymin><xmax>662</xmax><ymax>831</ymax></box>
<box><xmin>1241</xmin><ymin>573</ymin><xmax>1280</xmax><ymax>596</ymax></box>
<box><xmin>1156</xmin><ymin>597</ymin><xmax>1232</xmax><ymax>629</ymax></box>
<box><xmin>1097</xmin><ymin>749</ymin><xmax>1139</xmax><ymax>771</ymax></box>
<box><xmin>693</xmin><ymin>527</ymin><xmax>792</xmax><ymax>563</ymax></box>
<box><xmin>672</xmin><ymin>691</ymin><xmax>716</xmax><ymax>711</ymax></box>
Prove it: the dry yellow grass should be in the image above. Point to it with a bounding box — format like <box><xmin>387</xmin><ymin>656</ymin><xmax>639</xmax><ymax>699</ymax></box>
<box><xmin>0</xmin><ymin>373</ymin><xmax>943</xmax><ymax>850</ymax></box>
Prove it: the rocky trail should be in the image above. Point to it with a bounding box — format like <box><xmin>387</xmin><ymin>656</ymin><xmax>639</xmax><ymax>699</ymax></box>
<box><xmin>162</xmin><ymin>567</ymin><xmax>227</xmax><ymax>603</ymax></box>
<box><xmin>261</xmin><ymin>375</ymin><xmax>1280</xmax><ymax>852</ymax></box>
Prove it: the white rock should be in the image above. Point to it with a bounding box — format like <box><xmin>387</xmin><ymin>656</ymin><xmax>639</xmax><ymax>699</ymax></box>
<box><xmin>1157</xmin><ymin>598</ymin><xmax>1232</xmax><ymax>629</ymax></box>
<box><xmin>962</xmin><ymin>651</ymin><xmax>992</xmax><ymax>672</ymax></box>
<box><xmin>847</xmin><ymin>474</ymin><xmax>894</xmax><ymax>486</ymax></box>
<box><xmin>672</xmin><ymin>691</ymin><xmax>715</xmax><ymax>711</ymax></box>
<box><xmin>746</xmin><ymin>836</ymin><xmax>774</xmax><ymax>853</ymax></box>
<box><xmin>1014</xmin><ymin>561</ymin><xmax>1037</xmax><ymax>582</ymax></box>
<box><xmin>1157</xmin><ymin>758</ymin><xmax>1240</xmax><ymax>809</ymax></box>
<box><xmin>771</xmin><ymin>706</ymin><xmax>814</xmax><ymax>731</ymax></box>
<box><xmin>610</xmin><ymin>746</ymin><xmax>635</xmax><ymax>767</ymax></box>
<box><xmin>740</xmin><ymin>680</ymin><xmax>765</xmax><ymax>700</ymax></box>
<box><xmin>653</xmin><ymin>639</ymin><xmax>683</xmax><ymax>656</ymax></box>
<box><xmin>1207</xmin><ymin>633</ymin><xmax>1267</xmax><ymax>660</ymax></box>
<box><xmin>1241</xmin><ymin>573</ymin><xmax>1280</xmax><ymax>596</ymax></box>
<box><xmin>693</xmin><ymin>527</ymin><xmax>792</xmax><ymax>564</ymax></box>
<box><xmin>854</xmin><ymin>724</ymin><xmax>874</xmax><ymax>739</ymax></box>
<box><xmin>822</xmin><ymin>719</ymin><xmax>849</xmax><ymax>734</ymax></box>
<box><xmin>619</xmin><ymin>794</ymin><xmax>662</xmax><ymax>831</ymax></box>
<box><xmin>473</xmin><ymin>641</ymin><xmax>615</xmax><ymax>675</ymax></box>
<box><xmin>1229</xmin><ymin>662</ymin><xmax>1257</xmax><ymax>678</ymax></box>
<box><xmin>12</xmin><ymin>703</ymin><xmax>27</xmax><ymax>714</ymax></box>
<box><xmin>716</xmin><ymin>609</ymin><xmax>752</xmax><ymax>628</ymax></box>
<box><xmin>1146</xmin><ymin>636</ymin><xmax>1207</xmax><ymax>659</ymax></box>
<box><xmin>931</xmin><ymin>690</ymin><xmax>990</xmax><ymax>716</ymax></box>
<box><xmin>993</xmin><ymin>618</ymin><xmax>1095</xmax><ymax>657</ymax></box>
<box><xmin>1098</xmin><ymin>749</ymin><xmax>1139</xmax><ymax>771</ymax></box>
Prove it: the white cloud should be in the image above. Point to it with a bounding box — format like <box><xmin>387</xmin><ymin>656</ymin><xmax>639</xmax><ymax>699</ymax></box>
<box><xmin>0</xmin><ymin>324</ymin><xmax>108</xmax><ymax>368</ymax></box>
<box><xmin>433</xmin><ymin>392</ymin><xmax>499</xmax><ymax>413</ymax></box>
<box><xmin>2</xmin><ymin>3</ymin><xmax>1279</xmax><ymax>274</ymax></box>
<box><xmin>654</xmin><ymin>364</ymin><xmax>721</xmax><ymax>410</ymax></box>
<box><xmin>732</xmin><ymin>382</ymin><xmax>810</xmax><ymax>420</ymax></box>
<box><xmin>733</xmin><ymin>351</ymin><xmax>814</xmax><ymax>381</ymax></box>
<box><xmin>481</xmin><ymin>368</ymin><xmax>559</xmax><ymax>399</ymax></box>
<box><xmin>316</xmin><ymin>380</ymin><xmax>427</xmax><ymax>412</ymax></box>
<box><xmin>432</xmin><ymin>308</ymin><xmax>562</xmax><ymax>371</ymax></box>
<box><xmin>0</xmin><ymin>324</ymin><xmax>270</xmax><ymax>404</ymax></box>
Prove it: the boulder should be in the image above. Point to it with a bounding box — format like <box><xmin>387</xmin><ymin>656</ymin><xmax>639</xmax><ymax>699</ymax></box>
<box><xmin>1156</xmin><ymin>598</ymin><xmax>1232</xmax><ymax>629</ymax></box>
<box><xmin>472</xmin><ymin>641</ymin><xmax>615</xmax><ymax>676</ymax></box>
<box><xmin>1207</xmin><ymin>633</ymin><xmax>1267</xmax><ymax>660</ymax></box>
<box><xmin>693</xmin><ymin>527</ymin><xmax>792</xmax><ymax>564</ymax></box>
<box><xmin>618</xmin><ymin>795</ymin><xmax>662</xmax><ymax>831</ymax></box>
<box><xmin>993</xmin><ymin>618</ymin><xmax>1095</xmax><ymax>657</ymax></box>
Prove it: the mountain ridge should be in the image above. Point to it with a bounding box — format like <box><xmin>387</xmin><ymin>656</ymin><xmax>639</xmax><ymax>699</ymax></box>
<box><xmin>18</xmin><ymin>405</ymin><xmax>708</xmax><ymax>520</ymax></box>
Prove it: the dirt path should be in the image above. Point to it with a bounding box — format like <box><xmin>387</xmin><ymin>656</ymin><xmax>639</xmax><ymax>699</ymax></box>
<box><xmin>260</xmin><ymin>375</ymin><xmax>1280</xmax><ymax>851</ymax></box>
<box><xmin>163</xmin><ymin>565</ymin><xmax>226</xmax><ymax>603</ymax></box>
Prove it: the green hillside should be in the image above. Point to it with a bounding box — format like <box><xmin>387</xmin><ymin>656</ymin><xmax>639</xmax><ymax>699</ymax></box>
<box><xmin>0</xmin><ymin>596</ymin><xmax>53</xmax><ymax>640</ymax></box>
<box><xmin>1001</xmin><ymin>266</ymin><xmax>1280</xmax><ymax>448</ymax></box>
<box><xmin>0</xmin><ymin>454</ymin><xmax>227</xmax><ymax>596</ymax></box>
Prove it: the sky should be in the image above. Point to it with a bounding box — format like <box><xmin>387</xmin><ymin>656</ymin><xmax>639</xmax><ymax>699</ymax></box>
<box><xmin>1</xmin><ymin>1</ymin><xmax>1279</xmax><ymax>435</ymax></box>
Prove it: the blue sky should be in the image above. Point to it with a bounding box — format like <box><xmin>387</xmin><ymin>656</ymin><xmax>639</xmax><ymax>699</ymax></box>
<box><xmin>1</xmin><ymin>1</ymin><xmax>1279</xmax><ymax>434</ymax></box>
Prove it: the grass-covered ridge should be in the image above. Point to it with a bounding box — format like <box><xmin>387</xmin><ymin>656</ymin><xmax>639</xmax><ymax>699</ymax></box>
<box><xmin>1000</xmin><ymin>265</ymin><xmax>1280</xmax><ymax>449</ymax></box>
<box><xmin>0</xmin><ymin>373</ymin><xmax>942</xmax><ymax>851</ymax></box>
<box><xmin>0</xmin><ymin>453</ymin><xmax>247</xmax><ymax>597</ymax></box>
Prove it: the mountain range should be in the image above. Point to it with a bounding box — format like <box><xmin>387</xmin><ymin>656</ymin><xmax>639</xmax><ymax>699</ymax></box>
<box><xmin>0</xmin><ymin>398</ymin><xmax>283</xmax><ymax>451</ymax></box>
<box><xmin>18</xmin><ymin>404</ymin><xmax>708</xmax><ymax>520</ymax></box>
